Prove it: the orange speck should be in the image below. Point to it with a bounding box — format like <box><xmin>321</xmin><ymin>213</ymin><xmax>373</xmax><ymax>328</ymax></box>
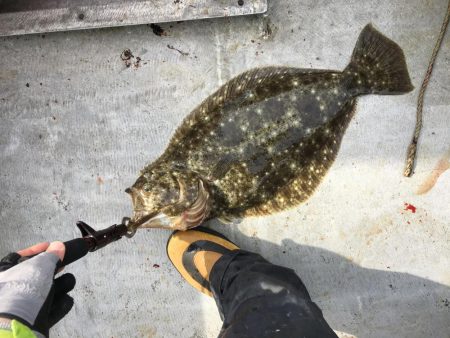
<box><xmin>416</xmin><ymin>155</ymin><xmax>450</xmax><ymax>195</ymax></box>
<box><xmin>96</xmin><ymin>176</ymin><xmax>104</xmax><ymax>185</ymax></box>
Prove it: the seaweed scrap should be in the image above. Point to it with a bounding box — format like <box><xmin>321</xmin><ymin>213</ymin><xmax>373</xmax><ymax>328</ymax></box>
<box><xmin>167</xmin><ymin>44</ymin><xmax>189</xmax><ymax>56</ymax></box>
<box><xmin>120</xmin><ymin>49</ymin><xmax>143</xmax><ymax>69</ymax></box>
<box><xmin>121</xmin><ymin>48</ymin><xmax>134</xmax><ymax>68</ymax></box>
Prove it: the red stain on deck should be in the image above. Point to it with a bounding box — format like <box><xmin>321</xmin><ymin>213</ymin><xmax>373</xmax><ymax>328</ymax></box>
<box><xmin>404</xmin><ymin>203</ymin><xmax>416</xmax><ymax>213</ymax></box>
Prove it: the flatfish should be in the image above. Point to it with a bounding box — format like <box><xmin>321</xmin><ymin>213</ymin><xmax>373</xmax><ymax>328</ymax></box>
<box><xmin>126</xmin><ymin>24</ymin><xmax>413</xmax><ymax>231</ymax></box>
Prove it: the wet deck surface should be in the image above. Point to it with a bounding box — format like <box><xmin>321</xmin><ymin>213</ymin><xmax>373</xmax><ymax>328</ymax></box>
<box><xmin>0</xmin><ymin>1</ymin><xmax>449</xmax><ymax>337</ymax></box>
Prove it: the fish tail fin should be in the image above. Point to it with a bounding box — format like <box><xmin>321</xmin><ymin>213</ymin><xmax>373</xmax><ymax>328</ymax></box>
<box><xmin>343</xmin><ymin>24</ymin><xmax>414</xmax><ymax>95</ymax></box>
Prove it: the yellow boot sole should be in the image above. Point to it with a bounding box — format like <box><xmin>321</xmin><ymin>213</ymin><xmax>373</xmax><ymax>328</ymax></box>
<box><xmin>167</xmin><ymin>227</ymin><xmax>239</xmax><ymax>296</ymax></box>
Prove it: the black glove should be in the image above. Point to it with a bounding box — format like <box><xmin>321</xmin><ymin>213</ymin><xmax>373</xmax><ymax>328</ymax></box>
<box><xmin>0</xmin><ymin>242</ymin><xmax>76</xmax><ymax>337</ymax></box>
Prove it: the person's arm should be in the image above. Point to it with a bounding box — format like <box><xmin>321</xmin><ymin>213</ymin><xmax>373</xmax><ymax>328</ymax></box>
<box><xmin>0</xmin><ymin>242</ymin><xmax>75</xmax><ymax>338</ymax></box>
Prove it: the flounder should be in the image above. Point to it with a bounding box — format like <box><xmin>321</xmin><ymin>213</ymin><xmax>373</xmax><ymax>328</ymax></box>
<box><xmin>126</xmin><ymin>24</ymin><xmax>413</xmax><ymax>231</ymax></box>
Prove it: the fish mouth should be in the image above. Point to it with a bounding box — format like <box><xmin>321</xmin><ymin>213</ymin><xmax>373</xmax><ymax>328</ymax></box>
<box><xmin>130</xmin><ymin>210</ymin><xmax>188</xmax><ymax>230</ymax></box>
<box><xmin>129</xmin><ymin>210</ymin><xmax>160</xmax><ymax>229</ymax></box>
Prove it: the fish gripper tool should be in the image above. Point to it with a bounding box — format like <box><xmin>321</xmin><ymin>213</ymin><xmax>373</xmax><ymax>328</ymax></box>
<box><xmin>21</xmin><ymin>218</ymin><xmax>137</xmax><ymax>268</ymax></box>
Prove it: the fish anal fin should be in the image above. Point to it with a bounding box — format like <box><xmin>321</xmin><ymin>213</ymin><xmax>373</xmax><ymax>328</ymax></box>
<box><xmin>244</xmin><ymin>100</ymin><xmax>357</xmax><ymax>217</ymax></box>
<box><xmin>217</xmin><ymin>214</ymin><xmax>236</xmax><ymax>224</ymax></box>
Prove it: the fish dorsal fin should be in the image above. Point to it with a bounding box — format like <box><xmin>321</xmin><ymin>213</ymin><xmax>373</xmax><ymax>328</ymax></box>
<box><xmin>243</xmin><ymin>100</ymin><xmax>358</xmax><ymax>217</ymax></box>
<box><xmin>196</xmin><ymin>66</ymin><xmax>297</xmax><ymax>113</ymax></box>
<box><xmin>166</xmin><ymin>67</ymin><xmax>299</xmax><ymax>153</ymax></box>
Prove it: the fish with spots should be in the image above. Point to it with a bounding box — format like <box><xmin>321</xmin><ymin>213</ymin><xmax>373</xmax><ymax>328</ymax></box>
<box><xmin>126</xmin><ymin>24</ymin><xmax>413</xmax><ymax>231</ymax></box>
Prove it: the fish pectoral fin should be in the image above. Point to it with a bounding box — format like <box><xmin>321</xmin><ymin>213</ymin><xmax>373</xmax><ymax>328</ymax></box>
<box><xmin>175</xmin><ymin>176</ymin><xmax>188</xmax><ymax>204</ymax></box>
<box><xmin>175</xmin><ymin>179</ymin><xmax>212</xmax><ymax>230</ymax></box>
<box><xmin>211</xmin><ymin>155</ymin><xmax>236</xmax><ymax>179</ymax></box>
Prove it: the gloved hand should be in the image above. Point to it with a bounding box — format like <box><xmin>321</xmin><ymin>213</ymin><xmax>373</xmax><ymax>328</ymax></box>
<box><xmin>0</xmin><ymin>242</ymin><xmax>76</xmax><ymax>338</ymax></box>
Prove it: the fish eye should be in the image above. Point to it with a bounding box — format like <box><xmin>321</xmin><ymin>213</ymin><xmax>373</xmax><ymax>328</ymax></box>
<box><xmin>172</xmin><ymin>163</ymin><xmax>186</xmax><ymax>170</ymax></box>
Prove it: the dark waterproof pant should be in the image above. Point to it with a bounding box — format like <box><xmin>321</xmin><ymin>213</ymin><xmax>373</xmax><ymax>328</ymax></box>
<box><xmin>209</xmin><ymin>250</ymin><xmax>338</xmax><ymax>338</ymax></box>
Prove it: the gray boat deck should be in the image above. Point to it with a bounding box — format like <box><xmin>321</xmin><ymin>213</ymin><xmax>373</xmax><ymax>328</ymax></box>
<box><xmin>0</xmin><ymin>1</ymin><xmax>449</xmax><ymax>337</ymax></box>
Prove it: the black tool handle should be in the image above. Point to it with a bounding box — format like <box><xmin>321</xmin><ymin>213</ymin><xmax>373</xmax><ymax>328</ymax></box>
<box><xmin>19</xmin><ymin>221</ymin><xmax>129</xmax><ymax>267</ymax></box>
<box><xmin>19</xmin><ymin>238</ymin><xmax>91</xmax><ymax>267</ymax></box>
<box><xmin>61</xmin><ymin>238</ymin><xmax>91</xmax><ymax>266</ymax></box>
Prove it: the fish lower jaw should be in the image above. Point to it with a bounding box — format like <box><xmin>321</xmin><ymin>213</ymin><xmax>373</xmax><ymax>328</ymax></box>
<box><xmin>134</xmin><ymin>212</ymin><xmax>197</xmax><ymax>231</ymax></box>
<box><xmin>134</xmin><ymin>212</ymin><xmax>172</xmax><ymax>229</ymax></box>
